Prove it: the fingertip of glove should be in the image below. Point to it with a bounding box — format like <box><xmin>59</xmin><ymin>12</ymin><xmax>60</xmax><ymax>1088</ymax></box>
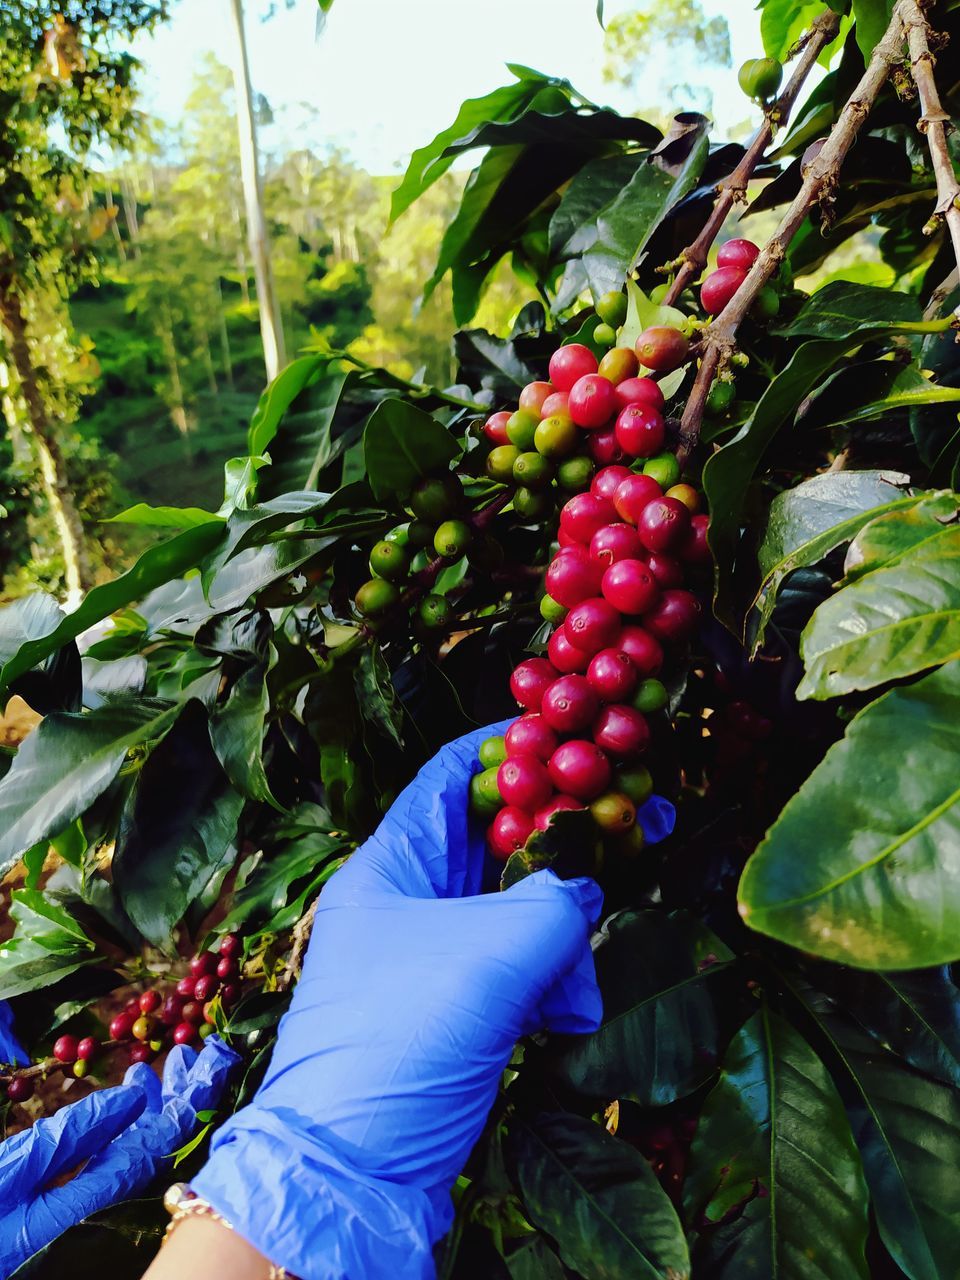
<box><xmin>509</xmin><ymin>868</ymin><xmax>604</xmax><ymax>925</ymax></box>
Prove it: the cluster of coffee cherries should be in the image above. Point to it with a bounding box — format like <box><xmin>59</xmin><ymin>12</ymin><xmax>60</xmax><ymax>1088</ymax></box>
<box><xmin>472</xmin><ymin>447</ymin><xmax>707</xmax><ymax>861</ymax></box>
<box><xmin>4</xmin><ymin>933</ymin><xmax>243</xmax><ymax>1104</ymax></box>
<box><xmin>700</xmin><ymin>237</ymin><xmax>778</xmax><ymax>324</ymax></box>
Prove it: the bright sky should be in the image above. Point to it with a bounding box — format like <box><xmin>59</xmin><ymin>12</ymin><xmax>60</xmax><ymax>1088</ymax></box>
<box><xmin>128</xmin><ymin>0</ymin><xmax>766</xmax><ymax>174</ymax></box>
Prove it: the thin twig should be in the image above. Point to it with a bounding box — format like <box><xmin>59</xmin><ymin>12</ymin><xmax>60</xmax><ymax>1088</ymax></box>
<box><xmin>662</xmin><ymin>8</ymin><xmax>841</xmax><ymax>308</ymax></box>
<box><xmin>902</xmin><ymin>0</ymin><xmax>960</xmax><ymax>318</ymax></box>
<box><xmin>278</xmin><ymin>898</ymin><xmax>318</xmax><ymax>990</ymax></box>
<box><xmin>676</xmin><ymin>0</ymin><xmax>911</xmax><ymax>467</ymax></box>
<box><xmin>923</xmin><ymin>265</ymin><xmax>960</xmax><ymax>319</ymax></box>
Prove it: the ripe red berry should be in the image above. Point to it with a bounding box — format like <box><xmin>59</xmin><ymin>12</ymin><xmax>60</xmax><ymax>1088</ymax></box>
<box><xmin>613</xmin><ymin>473</ymin><xmax>662</xmax><ymax>524</ymax></box>
<box><xmin>615</xmin><ymin>404</ymin><xmax>665</xmax><ymax>459</ymax></box>
<box><xmin>589</xmin><ymin>522</ymin><xmax>644</xmax><ymax>567</ymax></box>
<box><xmin>586</xmin><ymin>426</ymin><xmax>626</xmax><ymax>467</ymax></box>
<box><xmin>519</xmin><ymin>380</ymin><xmax>553</xmax><ymax>415</ymax></box>
<box><xmin>564</xmin><ymin>597</ymin><xmax>621</xmax><ymax>655</ymax></box>
<box><xmin>548</xmin><ymin>626</ymin><xmax>590</xmax><ymax>674</ymax></box>
<box><xmin>181</xmin><ymin>1000</ymin><xmax>205</xmax><ymax>1025</ymax></box>
<box><xmin>679</xmin><ymin>513</ymin><xmax>711</xmax><ymax>564</ymax></box>
<box><xmin>497</xmin><ymin>754</ymin><xmax>553</xmax><ymax>810</ymax></box>
<box><xmin>717</xmin><ymin>237</ymin><xmax>759</xmax><ymax>270</ymax></box>
<box><xmin>76</xmin><ymin>1036</ymin><xmax>98</xmax><ymax>1061</ymax></box>
<box><xmin>138</xmin><ymin>989</ymin><xmax>161</xmax><ymax>1014</ymax></box>
<box><xmin>7</xmin><ymin>1076</ymin><xmax>33</xmax><ymax>1103</ymax></box>
<box><xmin>488</xmin><ymin>806</ymin><xmax>536</xmax><ymax>859</ymax></box>
<box><xmin>53</xmin><ymin>1034</ymin><xmax>79</xmax><ymax>1064</ymax></box>
<box><xmin>548</xmin><ymin>343</ymin><xmax>598</xmax><ymax>392</ymax></box>
<box><xmin>557</xmin><ymin>526</ymin><xmax>578</xmax><ymax>548</ymax></box>
<box><xmin>618</xmin><ymin>626</ymin><xmax>664</xmax><ymax>677</ymax></box>
<box><xmin>220</xmin><ymin>982</ymin><xmax>241</xmax><ymax>1007</ymax></box>
<box><xmin>159</xmin><ymin>996</ymin><xmax>185</xmax><ymax>1027</ymax></box>
<box><xmin>194</xmin><ymin>974</ymin><xmax>219</xmax><ymax>1003</ymax></box>
<box><xmin>590</xmin><ymin>465</ymin><xmax>633</xmax><ymax>504</ymax></box>
<box><xmin>602</xmin><ymin>559</ymin><xmax>660</xmax><ymax>615</ymax></box>
<box><xmin>176</xmin><ymin>976</ymin><xmax>197</xmax><ymax>999</ymax></box>
<box><xmin>701</xmin><ymin>266</ymin><xmax>747</xmax><ymax>315</ymax></box>
<box><xmin>559</xmin><ymin>493</ymin><xmax>617</xmax><ymax>544</ymax></box>
<box><xmin>635</xmin><ymin>326</ymin><xmax>689</xmax><ymax>373</ymax></box>
<box><xmin>216</xmin><ymin>956</ymin><xmax>238</xmax><ymax>982</ymax></box>
<box><xmin>644</xmin><ymin>589</ymin><xmax>701</xmax><ymax>643</ymax></box>
<box><xmin>190</xmin><ymin>952</ymin><xmax>218</xmax><ymax>978</ymax></box>
<box><xmin>548</xmin><ymin>740</ymin><xmax>612</xmax><ymax>800</ymax></box>
<box><xmin>646</xmin><ymin>552</ymin><xmax>685</xmax><ymax>588</ymax></box>
<box><xmin>545</xmin><ymin>551</ymin><xmax>601</xmax><ymax>608</ymax></box>
<box><xmin>637</xmin><ymin>497</ymin><xmax>690</xmax><ymax>553</ymax></box>
<box><xmin>129</xmin><ymin>1042</ymin><xmax>155</xmax><ymax>1064</ymax></box>
<box><xmin>541</xmin><ymin>674</ymin><xmax>600</xmax><ymax>733</ymax></box>
<box><xmin>172</xmin><ymin>1022</ymin><xmax>197</xmax><ymax>1047</ymax></box>
<box><xmin>540</xmin><ymin>390</ymin><xmax>569</xmax><ymax>419</ymax></box>
<box><xmin>593</xmin><ymin>705</ymin><xmax>650</xmax><ymax>756</ymax></box>
<box><xmin>483</xmin><ymin>411</ymin><xmax>511</xmax><ymax>445</ymax></box>
<box><xmin>534</xmin><ymin>794</ymin><xmax>585</xmax><ymax>830</ymax></box>
<box><xmin>510</xmin><ymin>657</ymin><xmax>560</xmax><ymax>711</ymax></box>
<box><xmin>614</xmin><ymin>376</ymin><xmax>665</xmax><ymax>413</ymax></box>
<box><xmin>218</xmin><ymin>932</ymin><xmax>242</xmax><ymax>958</ymax></box>
<box><xmin>587</xmin><ymin>648</ymin><xmax>638</xmax><ymax>702</ymax></box>
<box><xmin>124</xmin><ymin>997</ymin><xmax>142</xmax><ymax>1018</ymax></box>
<box><xmin>568</xmin><ymin>373</ymin><xmax>617</xmax><ymax>429</ymax></box>
<box><xmin>109</xmin><ymin>1012</ymin><xmax>135</xmax><ymax>1041</ymax></box>
<box><xmin>504</xmin><ymin>715</ymin><xmax>558</xmax><ymax>763</ymax></box>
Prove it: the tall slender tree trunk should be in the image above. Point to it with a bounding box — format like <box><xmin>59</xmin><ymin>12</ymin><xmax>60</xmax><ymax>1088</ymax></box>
<box><xmin>216</xmin><ymin>280</ymin><xmax>235</xmax><ymax>390</ymax></box>
<box><xmin>200</xmin><ymin>326</ymin><xmax>218</xmax><ymax>395</ymax></box>
<box><xmin>0</xmin><ymin>284</ymin><xmax>91</xmax><ymax>602</ymax></box>
<box><xmin>159</xmin><ymin>303</ymin><xmax>191</xmax><ymax>456</ymax></box>
<box><xmin>228</xmin><ymin>0</ymin><xmax>286</xmax><ymax>384</ymax></box>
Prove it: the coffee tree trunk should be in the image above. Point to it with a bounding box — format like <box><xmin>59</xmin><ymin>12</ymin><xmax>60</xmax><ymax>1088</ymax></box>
<box><xmin>228</xmin><ymin>0</ymin><xmax>287</xmax><ymax>383</ymax></box>
<box><xmin>0</xmin><ymin>283</ymin><xmax>91</xmax><ymax>602</ymax></box>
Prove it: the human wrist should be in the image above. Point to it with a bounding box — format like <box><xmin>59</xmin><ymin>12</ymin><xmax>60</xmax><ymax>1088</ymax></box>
<box><xmin>145</xmin><ymin>1212</ymin><xmax>280</xmax><ymax>1280</ymax></box>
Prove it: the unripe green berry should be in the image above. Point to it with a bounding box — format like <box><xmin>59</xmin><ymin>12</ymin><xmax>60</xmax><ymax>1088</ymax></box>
<box><xmin>505</xmin><ymin>409</ymin><xmax>540</xmax><ymax>450</ymax></box>
<box><xmin>534</xmin><ymin>414</ymin><xmax>579</xmax><ymax>459</ymax></box>
<box><xmin>486</xmin><ymin>444</ymin><xmax>521</xmax><ymax>482</ymax></box>
<box><xmin>406</xmin><ymin>519</ymin><xmax>436</xmax><ymax>550</ymax></box>
<box><xmin>753</xmin><ymin>285</ymin><xmax>780</xmax><ymax>320</ymax></box>
<box><xmin>434</xmin><ymin>519</ymin><xmax>472</xmax><ymax>559</ymax></box>
<box><xmin>514</xmin><ymin>487</ymin><xmax>553</xmax><ymax>520</ymax></box>
<box><xmin>540</xmin><ymin>594</ymin><xmax>568</xmax><ymax>624</ymax></box>
<box><xmin>418</xmin><ymin>593</ymin><xmax>453</xmax><ymax>630</ymax></box>
<box><xmin>384</xmin><ymin>524</ymin><xmax>409</xmax><ymax>546</ymax></box>
<box><xmin>410</xmin><ymin>474</ymin><xmax>463</xmax><ymax>522</ymax></box>
<box><xmin>705</xmin><ymin>379</ymin><xmax>735</xmax><ymax>417</ymax></box>
<box><xmin>596</xmin><ymin>289</ymin><xmax>628</xmax><ymax>327</ymax></box>
<box><xmin>513</xmin><ymin>451</ymin><xmax>555</xmax><ymax>490</ymax></box>
<box><xmin>369</xmin><ymin>539</ymin><xmax>410</xmax><ymax>582</ymax></box>
<box><xmin>556</xmin><ymin>455</ymin><xmax>595</xmax><ymax>492</ymax></box>
<box><xmin>642</xmin><ymin>451</ymin><xmax>681</xmax><ymax>489</ymax></box>
<box><xmin>355</xmin><ymin>577</ymin><xmax>401</xmax><ymax>618</ymax></box>
<box><xmin>469</xmin><ymin>766</ymin><xmax>503</xmax><ymax>818</ymax></box>
<box><xmin>738</xmin><ymin>56</ymin><xmax>783</xmax><ymax>102</ymax></box>
<box><xmin>615</xmin><ymin>765</ymin><xmax>654</xmax><ymax>806</ymax></box>
<box><xmin>478</xmin><ymin>735</ymin><xmax>507</xmax><ymax>769</ymax></box>
<box><xmin>632</xmin><ymin>678</ymin><xmax>668</xmax><ymax>714</ymax></box>
<box><xmin>593</xmin><ymin>322</ymin><xmax>617</xmax><ymax>347</ymax></box>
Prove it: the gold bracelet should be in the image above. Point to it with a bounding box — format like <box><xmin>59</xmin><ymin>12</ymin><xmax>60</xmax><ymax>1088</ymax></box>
<box><xmin>162</xmin><ymin>1182</ymin><xmax>291</xmax><ymax>1280</ymax></box>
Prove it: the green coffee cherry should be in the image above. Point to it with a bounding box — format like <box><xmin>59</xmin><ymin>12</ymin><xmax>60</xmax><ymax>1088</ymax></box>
<box><xmin>410</xmin><ymin>473</ymin><xmax>463</xmax><ymax>522</ymax></box>
<box><xmin>633</xmin><ymin>678</ymin><xmax>668</xmax><ymax>714</ymax></box>
<box><xmin>596</xmin><ymin>289</ymin><xmax>628</xmax><ymax>327</ymax></box>
<box><xmin>514</xmin><ymin>487</ymin><xmax>553</xmax><ymax>520</ymax></box>
<box><xmin>384</xmin><ymin>524</ymin><xmax>409</xmax><ymax>546</ymax></box>
<box><xmin>649</xmin><ymin>282</ymin><xmax>670</xmax><ymax>304</ymax></box>
<box><xmin>738</xmin><ymin>56</ymin><xmax>783</xmax><ymax>102</ymax></box>
<box><xmin>753</xmin><ymin>285</ymin><xmax>780</xmax><ymax>321</ymax></box>
<box><xmin>369</xmin><ymin>539</ymin><xmax>410</xmax><ymax>582</ymax></box>
<box><xmin>418</xmin><ymin>593</ymin><xmax>453</xmax><ymax>629</ymax></box>
<box><xmin>593</xmin><ymin>322</ymin><xmax>617</xmax><ymax>348</ymax></box>
<box><xmin>486</xmin><ymin>444</ymin><xmax>521</xmax><ymax>482</ymax></box>
<box><xmin>478</xmin><ymin>735</ymin><xmax>508</xmax><ymax>769</ymax></box>
<box><xmin>540</xmin><ymin>594</ymin><xmax>568</xmax><ymax>624</ymax></box>
<box><xmin>534</xmin><ymin>414</ymin><xmax>579</xmax><ymax>459</ymax></box>
<box><xmin>642</xmin><ymin>451</ymin><xmax>681</xmax><ymax>489</ymax></box>
<box><xmin>469</xmin><ymin>766</ymin><xmax>503</xmax><ymax>818</ymax></box>
<box><xmin>513</xmin><ymin>451</ymin><xmax>555</xmax><ymax>490</ymax></box>
<box><xmin>406</xmin><ymin>519</ymin><xmax>436</xmax><ymax>550</ymax></box>
<box><xmin>705</xmin><ymin>379</ymin><xmax>736</xmax><ymax>417</ymax></box>
<box><xmin>505</xmin><ymin>409</ymin><xmax>540</xmax><ymax>450</ymax></box>
<box><xmin>615</xmin><ymin>765</ymin><xmax>654</xmax><ymax>806</ymax></box>
<box><xmin>355</xmin><ymin>577</ymin><xmax>400</xmax><ymax>617</ymax></box>
<box><xmin>434</xmin><ymin>519</ymin><xmax>472</xmax><ymax>559</ymax></box>
<box><xmin>556</xmin><ymin>455</ymin><xmax>595</xmax><ymax>492</ymax></box>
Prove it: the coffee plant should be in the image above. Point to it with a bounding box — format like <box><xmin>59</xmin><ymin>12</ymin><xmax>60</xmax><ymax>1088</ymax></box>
<box><xmin>4</xmin><ymin>0</ymin><xmax>960</xmax><ymax>1275</ymax></box>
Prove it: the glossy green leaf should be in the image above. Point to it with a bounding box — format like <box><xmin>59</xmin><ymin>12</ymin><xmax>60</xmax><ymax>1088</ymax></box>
<box><xmin>509</xmin><ymin>1111</ymin><xmax>690</xmax><ymax>1279</ymax></box>
<box><xmin>739</xmin><ymin>660</ymin><xmax>960</xmax><ymax>968</ymax></box>
<box><xmin>220</xmin><ymin>454</ymin><xmax>268</xmax><ymax>515</ymax></box>
<box><xmin>0</xmin><ymin>700</ymin><xmax>182</xmax><ymax>878</ymax></box>
<box><xmin>0</xmin><ymin>523</ymin><xmax>225</xmax><ymax>695</ymax></box>
<box><xmin>798</xmin><ymin>521</ymin><xmax>960</xmax><ymax>699</ymax></box>
<box><xmin>548</xmin><ymin>153</ymin><xmax>643</xmax><ymax>256</ymax></box>
<box><xmin>776</xmin><ymin>281</ymin><xmax>947</xmax><ymax>341</ymax></box>
<box><xmin>0</xmin><ymin>593</ymin><xmax>66</xmax><ymax>667</ymax></box>
<box><xmin>853</xmin><ymin>0</ymin><xmax>895</xmax><ymax>60</ymax></box>
<box><xmin>218</xmin><ymin>830</ymin><xmax>349</xmax><ymax>935</ymax></box>
<box><xmin>803</xmin><ymin>362</ymin><xmax>960</xmax><ymax>433</ymax></box>
<box><xmin>105</xmin><ymin>503</ymin><xmax>221</xmax><ymax>529</ymax></box>
<box><xmin>114</xmin><ymin>701</ymin><xmax>244</xmax><ymax>946</ymax></box>
<box><xmin>797</xmin><ymin>989</ymin><xmax>960</xmax><ymax>1280</ymax></box>
<box><xmin>208</xmin><ymin>647</ymin><xmax>279</xmax><ymax>806</ymax></box>
<box><xmin>354</xmin><ymin>645</ymin><xmax>403</xmax><ymax>749</ymax></box>
<box><xmin>843</xmin><ymin>492</ymin><xmax>960</xmax><ymax>580</ymax></box>
<box><xmin>751</xmin><ymin>471</ymin><xmax>916</xmax><ymax>648</ymax></box>
<box><xmin>760</xmin><ymin>0</ymin><xmax>824</xmax><ymax>59</ymax></box>
<box><xmin>363</xmin><ymin>399</ymin><xmax>461</xmax><ymax>502</ymax></box>
<box><xmin>685</xmin><ymin>1008</ymin><xmax>868</xmax><ymax>1279</ymax></box>
<box><xmin>246</xmin><ymin>353</ymin><xmax>334</xmax><ymax>457</ymax></box>
<box><xmin>618</xmin><ymin>277</ymin><xmax>687</xmax><ymax>354</ymax></box>
<box><xmin>0</xmin><ymin>890</ymin><xmax>100</xmax><ymax>1000</ymax></box>
<box><xmin>0</xmin><ymin>592</ymin><xmax>82</xmax><ymax>714</ymax></box>
<box><xmin>257</xmin><ymin>368</ymin><xmax>352</xmax><ymax>499</ymax></box>
<box><xmin>505</xmin><ymin>1235</ymin><xmax>568</xmax><ymax>1280</ymax></box>
<box><xmin>583</xmin><ymin>126</ymin><xmax>709</xmax><ymax>299</ymax></box>
<box><xmin>546</xmin><ymin>910</ymin><xmax>726</xmax><ymax>1105</ymax></box>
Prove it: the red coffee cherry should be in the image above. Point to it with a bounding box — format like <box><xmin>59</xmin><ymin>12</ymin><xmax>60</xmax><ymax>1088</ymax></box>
<box><xmin>181</xmin><ymin>1000</ymin><xmax>205</xmax><ymax>1026</ymax></box>
<box><xmin>593</xmin><ymin>705</ymin><xmax>650</xmax><ymax>757</ymax></box>
<box><xmin>138</xmin><ymin>989</ymin><xmax>161</xmax><ymax>1014</ymax></box>
<box><xmin>76</xmin><ymin>1036</ymin><xmax>98</xmax><ymax>1062</ymax></box>
<box><xmin>568</xmin><ymin>374</ymin><xmax>617</xmax><ymax>429</ymax></box>
<box><xmin>519</xmin><ymin>380</ymin><xmax>553</xmax><ymax>415</ymax></box>
<box><xmin>635</xmin><ymin>326</ymin><xmax>689</xmax><ymax>373</ymax></box>
<box><xmin>497</xmin><ymin>754</ymin><xmax>553</xmax><ymax>811</ymax></box>
<box><xmin>545</xmin><ymin>551</ymin><xmax>601</xmax><ymax>608</ymax></box>
<box><xmin>587</xmin><ymin>648</ymin><xmax>638</xmax><ymax>702</ymax></box>
<box><xmin>172</xmin><ymin>1022</ymin><xmax>198</xmax><ymax>1047</ymax></box>
<box><xmin>218</xmin><ymin>933</ymin><xmax>242</xmax><ymax>958</ymax></box>
<box><xmin>129</xmin><ymin>1042</ymin><xmax>156</xmax><ymax>1065</ymax></box>
<box><xmin>541</xmin><ymin>675</ymin><xmax>600</xmax><ymax>733</ymax></box>
<box><xmin>216</xmin><ymin>957</ymin><xmax>238</xmax><ymax>982</ymax></box>
<box><xmin>559</xmin><ymin>493</ymin><xmax>617</xmax><ymax>544</ymax></box>
<box><xmin>564</xmin><ymin>598</ymin><xmax>621</xmax><ymax>655</ymax></box>
<box><xmin>548</xmin><ymin>740</ymin><xmax>612</xmax><ymax>800</ymax></box>
<box><xmin>586</xmin><ymin>426</ymin><xmax>627</xmax><ymax>467</ymax></box>
<box><xmin>176</xmin><ymin>976</ymin><xmax>197</xmax><ymax>999</ymax></box>
<box><xmin>504</xmin><ymin>715</ymin><xmax>558</xmax><ymax>763</ymax></box>
<box><xmin>590</xmin><ymin>464</ymin><xmax>633</xmax><ymax>504</ymax></box>
<box><xmin>613</xmin><ymin>473</ymin><xmax>662</xmax><ymax>524</ymax></box>
<box><xmin>615</xmin><ymin>404</ymin><xmax>665</xmax><ymax>459</ymax></box>
<box><xmin>483</xmin><ymin>411</ymin><xmax>511</xmax><ymax>445</ymax></box>
<box><xmin>488</xmin><ymin>806</ymin><xmax>536</xmax><ymax>859</ymax></box>
<box><xmin>717</xmin><ymin>237</ymin><xmax>759</xmax><ymax>270</ymax></box>
<box><xmin>618</xmin><ymin>626</ymin><xmax>664</xmax><ymax>677</ymax></box>
<box><xmin>510</xmin><ymin>657</ymin><xmax>560</xmax><ymax>711</ymax></box>
<box><xmin>220</xmin><ymin>982</ymin><xmax>241</xmax><ymax>1007</ymax></box>
<box><xmin>679</xmin><ymin>513</ymin><xmax>711</xmax><ymax>564</ymax></box>
<box><xmin>53</xmin><ymin>1035</ymin><xmax>78</xmax><ymax>1064</ymax></box>
<box><xmin>601</xmin><ymin>559</ymin><xmax>660</xmax><ymax>615</ymax></box>
<box><xmin>548</xmin><ymin>626</ymin><xmax>590</xmax><ymax>674</ymax></box>
<box><xmin>534</xmin><ymin>794</ymin><xmax>586</xmax><ymax>830</ymax></box>
<box><xmin>614</xmin><ymin>376</ymin><xmax>665</xmax><ymax>413</ymax></box>
<box><xmin>589</xmin><ymin>522</ymin><xmax>644</xmax><ymax>567</ymax></box>
<box><xmin>540</xmin><ymin>390</ymin><xmax>569</xmax><ymax>419</ymax></box>
<box><xmin>7</xmin><ymin>1076</ymin><xmax>34</xmax><ymax>1103</ymax></box>
<box><xmin>644</xmin><ymin>589</ymin><xmax>701</xmax><ymax>643</ymax></box>
<box><xmin>160</xmin><ymin>996</ymin><xmax>185</xmax><ymax>1027</ymax></box>
<box><xmin>646</xmin><ymin>552</ymin><xmax>685</xmax><ymax>588</ymax></box>
<box><xmin>194</xmin><ymin>974</ymin><xmax>219</xmax><ymax>1003</ymax></box>
<box><xmin>190</xmin><ymin>952</ymin><xmax>218</xmax><ymax>978</ymax></box>
<box><xmin>701</xmin><ymin>266</ymin><xmax>747</xmax><ymax>314</ymax></box>
<box><xmin>548</xmin><ymin>343</ymin><xmax>598</xmax><ymax>392</ymax></box>
<box><xmin>110</xmin><ymin>1012</ymin><xmax>135</xmax><ymax>1041</ymax></box>
<box><xmin>637</xmin><ymin>497</ymin><xmax>691</xmax><ymax>553</ymax></box>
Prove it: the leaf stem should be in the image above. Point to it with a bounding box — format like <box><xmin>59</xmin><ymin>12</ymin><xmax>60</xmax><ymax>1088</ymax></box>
<box><xmin>662</xmin><ymin>8</ymin><xmax>841</xmax><ymax>309</ymax></box>
<box><xmin>676</xmin><ymin>0</ymin><xmax>911</xmax><ymax>467</ymax></box>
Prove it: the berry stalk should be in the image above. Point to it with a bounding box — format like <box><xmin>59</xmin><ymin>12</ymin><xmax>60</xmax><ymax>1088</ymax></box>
<box><xmin>662</xmin><ymin>7</ymin><xmax>841</xmax><ymax>309</ymax></box>
<box><xmin>675</xmin><ymin>0</ymin><xmax>914</xmax><ymax>467</ymax></box>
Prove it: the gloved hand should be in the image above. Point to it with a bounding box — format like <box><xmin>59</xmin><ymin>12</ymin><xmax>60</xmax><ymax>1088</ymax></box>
<box><xmin>0</xmin><ymin>1035</ymin><xmax>237</xmax><ymax>1277</ymax></box>
<box><xmin>0</xmin><ymin>1002</ymin><xmax>27</xmax><ymax>1068</ymax></box>
<box><xmin>192</xmin><ymin>722</ymin><xmax>675</xmax><ymax>1280</ymax></box>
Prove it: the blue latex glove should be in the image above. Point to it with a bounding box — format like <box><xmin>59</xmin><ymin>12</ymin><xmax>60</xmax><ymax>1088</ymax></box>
<box><xmin>0</xmin><ymin>1036</ymin><xmax>237</xmax><ymax>1277</ymax></box>
<box><xmin>0</xmin><ymin>1003</ymin><xmax>27</xmax><ymax>1068</ymax></box>
<box><xmin>192</xmin><ymin>723</ymin><xmax>674</xmax><ymax>1280</ymax></box>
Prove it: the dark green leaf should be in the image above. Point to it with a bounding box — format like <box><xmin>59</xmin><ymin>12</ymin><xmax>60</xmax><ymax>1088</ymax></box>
<box><xmin>450</xmin><ymin>107</ymin><xmax>656</xmax><ymax>155</ymax></box>
<box><xmin>0</xmin><ymin>593</ymin><xmax>82</xmax><ymax>715</ymax></box>
<box><xmin>363</xmin><ymin>399</ymin><xmax>461</xmax><ymax>502</ymax></box>
<box><xmin>257</xmin><ymin>367</ymin><xmax>352</xmax><ymax>499</ymax></box>
<box><xmin>505</xmin><ymin>1235</ymin><xmax>568</xmax><ymax>1280</ymax></box>
<box><xmin>548</xmin><ymin>153</ymin><xmax>643</xmax><ymax>256</ymax></box>
<box><xmin>355</xmin><ymin>645</ymin><xmax>403</xmax><ymax>749</ymax></box>
<box><xmin>247</xmin><ymin>353</ymin><xmax>334</xmax><ymax>457</ymax></box>
<box><xmin>509</xmin><ymin>1110</ymin><xmax>690</xmax><ymax>1279</ymax></box>
<box><xmin>114</xmin><ymin>701</ymin><xmax>244</xmax><ymax>946</ymax></box>
<box><xmin>105</xmin><ymin>503</ymin><xmax>221</xmax><ymax>529</ymax></box>
<box><xmin>739</xmin><ymin>660</ymin><xmax>960</xmax><ymax>968</ymax></box>
<box><xmin>547</xmin><ymin>910</ymin><xmax>725</xmax><ymax>1104</ymax></box>
<box><xmin>209</xmin><ymin>648</ymin><xmax>279</xmax><ymax>806</ymax></box>
<box><xmin>802</xmin><ymin>361</ymin><xmax>960</xmax><ymax>433</ymax></box>
<box><xmin>0</xmin><ymin>700</ymin><xmax>182</xmax><ymax>878</ymax></box>
<box><xmin>776</xmin><ymin>281</ymin><xmax>944</xmax><ymax>341</ymax></box>
<box><xmin>0</xmin><ymin>890</ymin><xmax>99</xmax><ymax>1000</ymax></box>
<box><xmin>684</xmin><ymin>1008</ymin><xmax>868</xmax><ymax>1279</ymax></box>
<box><xmin>218</xmin><ymin>830</ymin><xmax>349</xmax><ymax>935</ymax></box>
